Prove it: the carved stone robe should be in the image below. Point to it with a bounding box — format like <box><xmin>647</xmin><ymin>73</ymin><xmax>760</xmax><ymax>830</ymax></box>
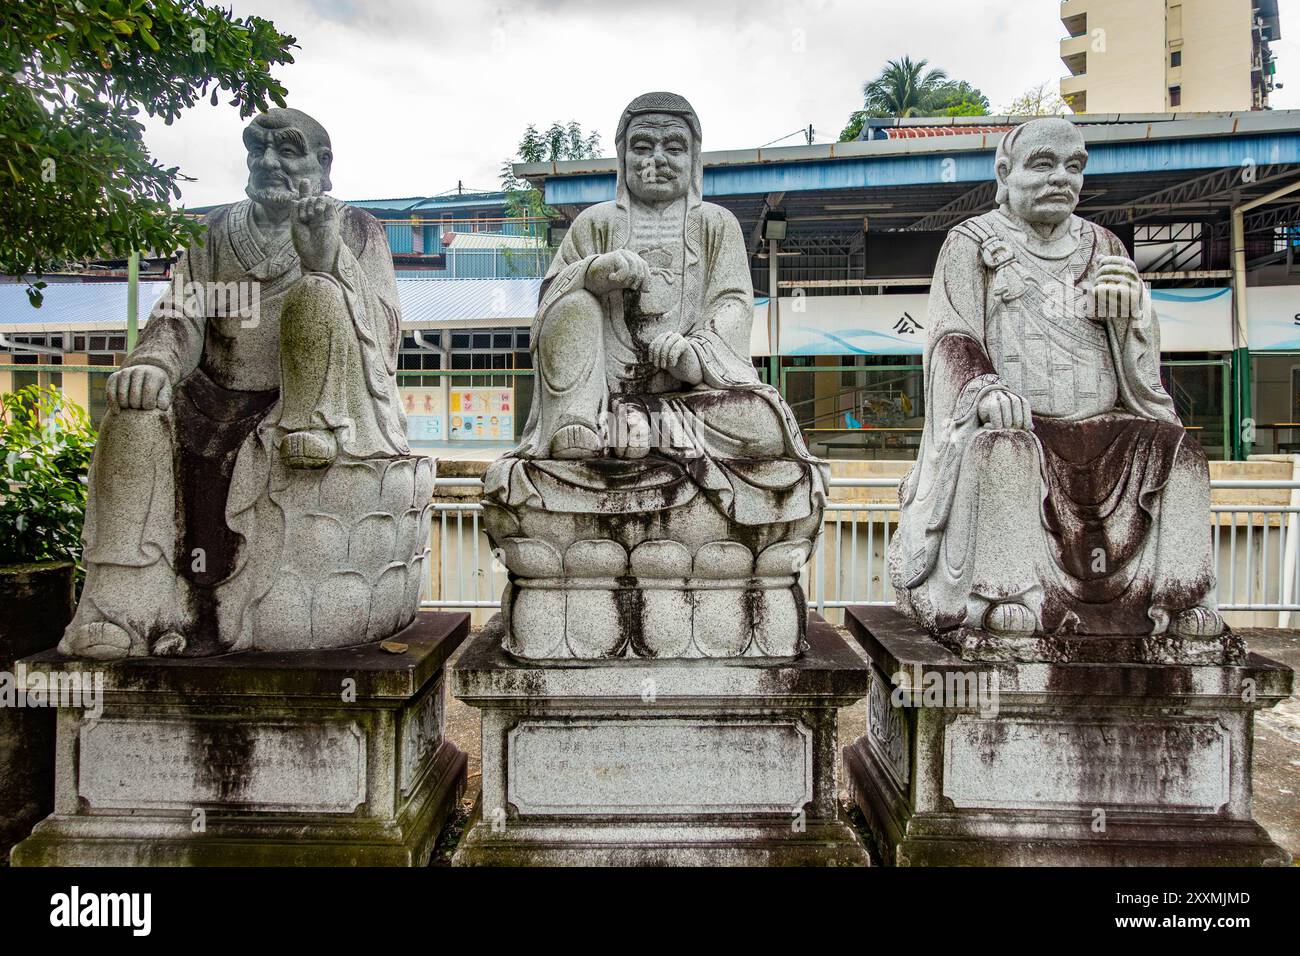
<box><xmin>77</xmin><ymin>200</ymin><xmax>408</xmax><ymax>651</ymax></box>
<box><xmin>486</xmin><ymin>196</ymin><xmax>826</xmax><ymax>528</ymax></box>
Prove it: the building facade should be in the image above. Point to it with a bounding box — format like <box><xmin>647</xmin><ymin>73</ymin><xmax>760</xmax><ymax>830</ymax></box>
<box><xmin>6</xmin><ymin>113</ymin><xmax>1300</xmax><ymax>463</ymax></box>
<box><xmin>1060</xmin><ymin>0</ymin><xmax>1280</xmax><ymax>113</ymax></box>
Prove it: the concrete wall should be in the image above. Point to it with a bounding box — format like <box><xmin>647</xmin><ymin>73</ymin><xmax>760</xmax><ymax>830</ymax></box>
<box><xmin>59</xmin><ymin>356</ymin><xmax>90</xmax><ymax>415</ymax></box>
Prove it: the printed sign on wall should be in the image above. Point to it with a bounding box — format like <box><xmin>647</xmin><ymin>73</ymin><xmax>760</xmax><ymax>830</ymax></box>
<box><xmin>450</xmin><ymin>388</ymin><xmax>514</xmax><ymax>441</ymax></box>
<box><xmin>401</xmin><ymin>387</ymin><xmax>444</xmax><ymax>444</ymax></box>
<box><xmin>750</xmin><ymin>288</ymin><xmax>1233</xmax><ymax>357</ymax></box>
<box><xmin>1248</xmin><ymin>286</ymin><xmax>1300</xmax><ymax>351</ymax></box>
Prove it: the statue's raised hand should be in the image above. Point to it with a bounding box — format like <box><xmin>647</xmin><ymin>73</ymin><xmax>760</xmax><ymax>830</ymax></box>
<box><xmin>1090</xmin><ymin>255</ymin><xmax>1143</xmax><ymax>324</ymax></box>
<box><xmin>291</xmin><ymin>178</ymin><xmax>342</xmax><ymax>274</ymax></box>
<box><xmin>107</xmin><ymin>364</ymin><xmax>172</xmax><ymax>411</ymax></box>
<box><xmin>586</xmin><ymin>249</ymin><xmax>649</xmax><ymax>296</ymax></box>
<box><xmin>977</xmin><ymin>388</ymin><xmax>1032</xmax><ymax>430</ymax></box>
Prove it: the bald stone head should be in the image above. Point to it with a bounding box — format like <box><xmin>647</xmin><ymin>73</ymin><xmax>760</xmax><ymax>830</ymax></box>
<box><xmin>995</xmin><ymin>117</ymin><xmax>1088</xmax><ymax>228</ymax></box>
<box><xmin>243</xmin><ymin>108</ymin><xmax>334</xmax><ymax>210</ymax></box>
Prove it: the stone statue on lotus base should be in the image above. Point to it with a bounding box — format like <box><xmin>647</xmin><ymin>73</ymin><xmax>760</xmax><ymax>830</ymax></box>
<box><xmin>14</xmin><ymin>110</ymin><xmax>466</xmax><ymax>870</ymax></box>
<box><xmin>452</xmin><ymin>93</ymin><xmax>868</xmax><ymax>867</ymax></box>
<box><xmin>842</xmin><ymin>118</ymin><xmax>1291</xmax><ymax>869</ymax></box>
<box><xmin>484</xmin><ymin>91</ymin><xmax>827</xmax><ymax>660</ymax></box>
<box><xmin>59</xmin><ymin>108</ymin><xmax>433</xmax><ymax>660</ymax></box>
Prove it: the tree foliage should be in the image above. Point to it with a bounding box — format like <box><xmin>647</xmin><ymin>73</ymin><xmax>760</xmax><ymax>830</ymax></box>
<box><xmin>838</xmin><ymin>56</ymin><xmax>990</xmax><ymax>141</ymax></box>
<box><xmin>1002</xmin><ymin>81</ymin><xmax>1069</xmax><ymax>117</ymax></box>
<box><xmin>500</xmin><ymin>121</ymin><xmax>602</xmax><ymax>223</ymax></box>
<box><xmin>0</xmin><ymin>385</ymin><xmax>96</xmax><ymax>570</ymax></box>
<box><xmin>1</xmin><ymin>0</ymin><xmax>297</xmax><ymax>304</ymax></box>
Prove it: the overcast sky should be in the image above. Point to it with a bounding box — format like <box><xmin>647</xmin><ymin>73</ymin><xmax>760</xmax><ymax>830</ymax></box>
<box><xmin>143</xmin><ymin>0</ymin><xmax>1300</xmax><ymax>207</ymax></box>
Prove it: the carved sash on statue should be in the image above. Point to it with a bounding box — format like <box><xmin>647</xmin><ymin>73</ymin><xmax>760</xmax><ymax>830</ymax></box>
<box><xmin>60</xmin><ymin>108</ymin><xmax>434</xmax><ymax>660</ymax></box>
<box><xmin>483</xmin><ymin>92</ymin><xmax>828</xmax><ymax>659</ymax></box>
<box><xmin>888</xmin><ymin>117</ymin><xmax>1239</xmax><ymax>664</ymax></box>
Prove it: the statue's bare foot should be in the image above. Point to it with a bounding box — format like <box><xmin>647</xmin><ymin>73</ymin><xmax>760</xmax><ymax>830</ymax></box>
<box><xmin>281</xmin><ymin>429</ymin><xmax>337</xmax><ymax>469</ymax></box>
<box><xmin>1173</xmin><ymin>606</ymin><xmax>1224</xmax><ymax>638</ymax></box>
<box><xmin>984</xmin><ymin>602</ymin><xmax>1037</xmax><ymax>636</ymax></box>
<box><xmin>58</xmin><ymin>621</ymin><xmax>146</xmax><ymax>661</ymax></box>
<box><xmin>152</xmin><ymin>631</ymin><xmax>188</xmax><ymax>657</ymax></box>
<box><xmin>550</xmin><ymin>424</ymin><xmax>602</xmax><ymax>460</ymax></box>
<box><xmin>613</xmin><ymin>407</ymin><xmax>650</xmax><ymax>460</ymax></box>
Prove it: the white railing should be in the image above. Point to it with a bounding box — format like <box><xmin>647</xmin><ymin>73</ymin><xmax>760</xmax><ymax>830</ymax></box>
<box><xmin>422</xmin><ymin>477</ymin><xmax>1300</xmax><ymax>624</ymax></box>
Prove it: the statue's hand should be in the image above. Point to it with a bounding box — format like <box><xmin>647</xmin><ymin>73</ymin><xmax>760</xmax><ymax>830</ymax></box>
<box><xmin>1090</xmin><ymin>255</ymin><xmax>1143</xmax><ymax>323</ymax></box>
<box><xmin>977</xmin><ymin>389</ymin><xmax>1032</xmax><ymax>430</ymax></box>
<box><xmin>649</xmin><ymin>331</ymin><xmax>702</xmax><ymax>384</ymax></box>
<box><xmin>107</xmin><ymin>364</ymin><xmax>172</xmax><ymax>411</ymax></box>
<box><xmin>586</xmin><ymin>250</ymin><xmax>649</xmax><ymax>296</ymax></box>
<box><xmin>291</xmin><ymin>178</ymin><xmax>342</xmax><ymax>274</ymax></box>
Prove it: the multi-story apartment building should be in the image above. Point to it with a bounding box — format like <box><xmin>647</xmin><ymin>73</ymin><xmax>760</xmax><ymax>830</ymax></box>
<box><xmin>1060</xmin><ymin>0</ymin><xmax>1280</xmax><ymax>113</ymax></box>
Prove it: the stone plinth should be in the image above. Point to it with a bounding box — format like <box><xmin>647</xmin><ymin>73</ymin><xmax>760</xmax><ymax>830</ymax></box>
<box><xmin>451</xmin><ymin>613</ymin><xmax>869</xmax><ymax>866</ymax></box>
<box><xmin>843</xmin><ymin>605</ymin><xmax>1293</xmax><ymax>867</ymax></box>
<box><xmin>485</xmin><ymin>459</ymin><xmax>820</xmax><ymax>660</ymax></box>
<box><xmin>11</xmin><ymin>612</ymin><xmax>469</xmax><ymax>867</ymax></box>
<box><xmin>0</xmin><ymin>561</ymin><xmax>74</xmax><ymax>864</ymax></box>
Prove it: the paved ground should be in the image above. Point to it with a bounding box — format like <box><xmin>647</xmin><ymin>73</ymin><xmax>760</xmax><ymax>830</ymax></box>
<box><xmin>435</xmin><ymin>627</ymin><xmax>1300</xmax><ymax>864</ymax></box>
<box><xmin>1239</xmin><ymin>629</ymin><xmax>1300</xmax><ymax>858</ymax></box>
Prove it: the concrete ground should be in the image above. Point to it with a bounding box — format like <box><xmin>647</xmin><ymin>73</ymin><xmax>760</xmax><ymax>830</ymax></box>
<box><xmin>434</xmin><ymin>626</ymin><xmax>1300</xmax><ymax>864</ymax></box>
<box><xmin>1239</xmin><ymin>629</ymin><xmax>1300</xmax><ymax>859</ymax></box>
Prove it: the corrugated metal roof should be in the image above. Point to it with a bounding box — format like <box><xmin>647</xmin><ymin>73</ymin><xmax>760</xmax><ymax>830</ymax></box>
<box><xmin>344</xmin><ymin>197</ymin><xmax>429</xmax><ymax>211</ymax></box>
<box><xmin>880</xmin><ymin>125</ymin><xmax>1015</xmax><ymax>139</ymax></box>
<box><xmin>0</xmin><ymin>282</ymin><xmax>172</xmax><ymax>332</ymax></box>
<box><xmin>343</xmin><ymin>192</ymin><xmax>510</xmax><ymax>214</ymax></box>
<box><xmin>397</xmin><ymin>277</ymin><xmax>540</xmax><ymax>327</ymax></box>
<box><xmin>0</xmin><ymin>277</ymin><xmax>542</xmax><ymax>333</ymax></box>
<box><xmin>444</xmin><ymin>232</ymin><xmax>544</xmax><ymax>249</ymax></box>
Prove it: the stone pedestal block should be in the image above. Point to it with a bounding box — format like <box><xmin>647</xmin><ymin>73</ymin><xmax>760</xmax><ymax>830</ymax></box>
<box><xmin>0</xmin><ymin>561</ymin><xmax>74</xmax><ymax>864</ymax></box>
<box><xmin>10</xmin><ymin>612</ymin><xmax>469</xmax><ymax>867</ymax></box>
<box><xmin>451</xmin><ymin>613</ymin><xmax>869</xmax><ymax>866</ymax></box>
<box><xmin>842</xmin><ymin>606</ymin><xmax>1293</xmax><ymax>867</ymax></box>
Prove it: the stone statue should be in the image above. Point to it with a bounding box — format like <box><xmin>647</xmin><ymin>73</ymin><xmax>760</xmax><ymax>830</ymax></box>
<box><xmin>484</xmin><ymin>91</ymin><xmax>827</xmax><ymax>659</ymax></box>
<box><xmin>889</xmin><ymin>117</ymin><xmax>1225</xmax><ymax>653</ymax></box>
<box><xmin>60</xmin><ymin>108</ymin><xmax>434</xmax><ymax>660</ymax></box>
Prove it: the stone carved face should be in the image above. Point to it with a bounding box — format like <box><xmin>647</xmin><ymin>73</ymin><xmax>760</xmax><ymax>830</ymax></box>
<box><xmin>997</xmin><ymin>119</ymin><xmax>1087</xmax><ymax>228</ymax></box>
<box><xmin>624</xmin><ymin>113</ymin><xmax>693</xmax><ymax>204</ymax></box>
<box><xmin>243</xmin><ymin>110</ymin><xmax>333</xmax><ymax>210</ymax></box>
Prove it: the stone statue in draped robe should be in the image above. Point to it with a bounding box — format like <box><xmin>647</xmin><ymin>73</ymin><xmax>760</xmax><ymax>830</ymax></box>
<box><xmin>484</xmin><ymin>92</ymin><xmax>827</xmax><ymax>660</ymax></box>
<box><xmin>59</xmin><ymin>108</ymin><xmax>434</xmax><ymax>660</ymax></box>
<box><xmin>889</xmin><ymin>117</ymin><xmax>1227</xmax><ymax>656</ymax></box>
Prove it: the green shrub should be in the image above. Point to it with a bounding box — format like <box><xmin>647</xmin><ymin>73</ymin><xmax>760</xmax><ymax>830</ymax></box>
<box><xmin>0</xmin><ymin>385</ymin><xmax>96</xmax><ymax>570</ymax></box>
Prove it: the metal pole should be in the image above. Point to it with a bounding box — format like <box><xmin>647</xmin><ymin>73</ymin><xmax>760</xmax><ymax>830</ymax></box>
<box><xmin>126</xmin><ymin>250</ymin><xmax>139</xmax><ymax>354</ymax></box>
<box><xmin>768</xmin><ymin>238</ymin><xmax>779</xmax><ymax>388</ymax></box>
<box><xmin>1231</xmin><ymin>177</ymin><xmax>1300</xmax><ymax>460</ymax></box>
<box><xmin>1232</xmin><ymin>204</ymin><xmax>1251</xmax><ymax>460</ymax></box>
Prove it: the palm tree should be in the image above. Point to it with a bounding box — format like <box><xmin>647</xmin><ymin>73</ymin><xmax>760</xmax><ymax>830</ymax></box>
<box><xmin>863</xmin><ymin>56</ymin><xmax>951</xmax><ymax>117</ymax></box>
<box><xmin>839</xmin><ymin>57</ymin><xmax>980</xmax><ymax>141</ymax></box>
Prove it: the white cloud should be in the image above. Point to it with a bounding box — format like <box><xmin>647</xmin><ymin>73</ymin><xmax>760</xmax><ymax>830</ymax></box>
<box><xmin>141</xmin><ymin>0</ymin><xmax>1293</xmax><ymax>208</ymax></box>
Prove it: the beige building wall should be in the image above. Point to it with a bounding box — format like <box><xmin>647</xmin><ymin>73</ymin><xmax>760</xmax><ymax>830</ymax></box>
<box><xmin>60</xmin><ymin>355</ymin><xmax>91</xmax><ymax>415</ymax></box>
<box><xmin>1062</xmin><ymin>0</ymin><xmax>1262</xmax><ymax>113</ymax></box>
<box><xmin>1176</xmin><ymin>0</ymin><xmax>1256</xmax><ymax>111</ymax></box>
<box><xmin>1064</xmin><ymin>0</ymin><xmax>1168</xmax><ymax>113</ymax></box>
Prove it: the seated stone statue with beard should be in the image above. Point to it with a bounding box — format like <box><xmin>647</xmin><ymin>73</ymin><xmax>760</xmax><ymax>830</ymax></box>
<box><xmin>59</xmin><ymin>108</ymin><xmax>433</xmax><ymax>660</ymax></box>
<box><xmin>484</xmin><ymin>92</ymin><xmax>827</xmax><ymax>660</ymax></box>
<box><xmin>890</xmin><ymin>117</ymin><xmax>1236</xmax><ymax>663</ymax></box>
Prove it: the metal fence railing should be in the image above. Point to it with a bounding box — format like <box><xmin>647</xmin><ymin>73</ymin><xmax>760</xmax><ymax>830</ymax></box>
<box><xmin>421</xmin><ymin>477</ymin><xmax>1300</xmax><ymax>625</ymax></box>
